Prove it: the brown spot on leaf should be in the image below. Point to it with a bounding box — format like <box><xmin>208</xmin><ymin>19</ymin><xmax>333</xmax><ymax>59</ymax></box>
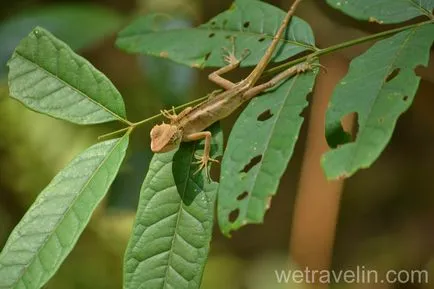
<box><xmin>336</xmin><ymin>173</ymin><xmax>350</xmax><ymax>181</ymax></box>
<box><xmin>368</xmin><ymin>16</ymin><xmax>384</xmax><ymax>24</ymax></box>
<box><xmin>159</xmin><ymin>51</ymin><xmax>169</xmax><ymax>58</ymax></box>
<box><xmin>265</xmin><ymin>196</ymin><xmax>272</xmax><ymax>210</ymax></box>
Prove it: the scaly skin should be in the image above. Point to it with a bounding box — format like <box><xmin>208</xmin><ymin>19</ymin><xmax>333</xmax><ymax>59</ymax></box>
<box><xmin>150</xmin><ymin>0</ymin><xmax>309</xmax><ymax>178</ymax></box>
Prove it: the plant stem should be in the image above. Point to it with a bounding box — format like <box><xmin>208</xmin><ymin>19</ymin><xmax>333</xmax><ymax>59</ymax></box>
<box><xmin>98</xmin><ymin>127</ymin><xmax>130</xmax><ymax>140</ymax></box>
<box><xmin>102</xmin><ymin>18</ymin><xmax>433</xmax><ymax>139</ymax></box>
<box><xmin>98</xmin><ymin>94</ymin><xmax>210</xmax><ymax>140</ymax></box>
<box><xmin>264</xmin><ymin>19</ymin><xmax>434</xmax><ymax>77</ymax></box>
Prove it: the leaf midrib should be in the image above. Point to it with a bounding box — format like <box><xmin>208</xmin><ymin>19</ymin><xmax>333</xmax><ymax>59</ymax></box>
<box><xmin>12</xmin><ymin>51</ymin><xmax>126</xmax><ymax>124</ymax></box>
<box><xmin>241</xmin><ymin>74</ymin><xmax>300</xmax><ymax>224</ymax></box>
<box><xmin>161</xmin><ymin>146</ymin><xmax>196</xmax><ymax>289</ymax></box>
<box><xmin>5</xmin><ymin>137</ymin><xmax>126</xmax><ymax>289</ymax></box>
<box><xmin>345</xmin><ymin>27</ymin><xmax>417</xmax><ymax>173</ymax></box>
<box><xmin>120</xmin><ymin>26</ymin><xmax>316</xmax><ymax>51</ymax></box>
<box><xmin>408</xmin><ymin>0</ymin><xmax>434</xmax><ymax>19</ymax></box>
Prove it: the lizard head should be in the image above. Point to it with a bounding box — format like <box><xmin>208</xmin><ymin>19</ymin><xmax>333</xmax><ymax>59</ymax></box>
<box><xmin>150</xmin><ymin>123</ymin><xmax>182</xmax><ymax>153</ymax></box>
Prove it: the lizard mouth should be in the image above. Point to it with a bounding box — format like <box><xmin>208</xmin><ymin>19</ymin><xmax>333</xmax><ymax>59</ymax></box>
<box><xmin>150</xmin><ymin>141</ymin><xmax>176</xmax><ymax>153</ymax></box>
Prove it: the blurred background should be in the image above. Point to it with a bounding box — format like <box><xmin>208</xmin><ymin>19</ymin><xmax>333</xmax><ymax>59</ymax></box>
<box><xmin>0</xmin><ymin>0</ymin><xmax>434</xmax><ymax>288</ymax></box>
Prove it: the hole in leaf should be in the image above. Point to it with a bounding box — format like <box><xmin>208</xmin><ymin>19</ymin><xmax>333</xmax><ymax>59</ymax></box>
<box><xmin>222</xmin><ymin>19</ymin><xmax>228</xmax><ymax>27</ymax></box>
<box><xmin>208</xmin><ymin>32</ymin><xmax>215</xmax><ymax>38</ymax></box>
<box><xmin>403</xmin><ymin>95</ymin><xmax>409</xmax><ymax>101</ymax></box>
<box><xmin>209</xmin><ymin>155</ymin><xmax>222</xmax><ymax>179</ymax></box>
<box><xmin>414</xmin><ymin>64</ymin><xmax>426</xmax><ymax>77</ymax></box>
<box><xmin>237</xmin><ymin>191</ymin><xmax>249</xmax><ymax>201</ymax></box>
<box><xmin>258</xmin><ymin>36</ymin><xmax>266</xmax><ymax>42</ymax></box>
<box><xmin>243</xmin><ymin>21</ymin><xmax>250</xmax><ymax>28</ymax></box>
<box><xmin>225</xmin><ymin>35</ymin><xmax>232</xmax><ymax>39</ymax></box>
<box><xmin>229</xmin><ymin>209</ymin><xmax>239</xmax><ymax>223</ymax></box>
<box><xmin>257</xmin><ymin>109</ymin><xmax>273</xmax><ymax>121</ymax></box>
<box><xmin>204</xmin><ymin>52</ymin><xmax>212</xmax><ymax>61</ymax></box>
<box><xmin>240</xmin><ymin>155</ymin><xmax>262</xmax><ymax>173</ymax></box>
<box><xmin>385</xmin><ymin>68</ymin><xmax>400</xmax><ymax>82</ymax></box>
<box><xmin>211</xmin><ymin>21</ymin><xmax>216</xmax><ymax>26</ymax></box>
<box><xmin>340</xmin><ymin>112</ymin><xmax>359</xmax><ymax>142</ymax></box>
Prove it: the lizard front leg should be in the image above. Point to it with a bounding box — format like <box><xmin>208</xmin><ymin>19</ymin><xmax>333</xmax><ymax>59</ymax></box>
<box><xmin>160</xmin><ymin>106</ymin><xmax>177</xmax><ymax>121</ymax></box>
<box><xmin>208</xmin><ymin>37</ymin><xmax>250</xmax><ymax>90</ymax></box>
<box><xmin>161</xmin><ymin>106</ymin><xmax>193</xmax><ymax>123</ymax></box>
<box><xmin>183</xmin><ymin>131</ymin><xmax>219</xmax><ymax>178</ymax></box>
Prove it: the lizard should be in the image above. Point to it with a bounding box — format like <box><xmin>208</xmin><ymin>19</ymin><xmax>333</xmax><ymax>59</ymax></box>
<box><xmin>150</xmin><ymin>0</ymin><xmax>311</xmax><ymax>177</ymax></box>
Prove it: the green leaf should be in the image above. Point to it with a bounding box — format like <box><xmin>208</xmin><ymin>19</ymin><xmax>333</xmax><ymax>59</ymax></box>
<box><xmin>124</xmin><ymin>124</ymin><xmax>222</xmax><ymax>289</ymax></box>
<box><xmin>116</xmin><ymin>0</ymin><xmax>316</xmax><ymax>68</ymax></box>
<box><xmin>0</xmin><ymin>135</ymin><xmax>129</xmax><ymax>289</ymax></box>
<box><xmin>7</xmin><ymin>27</ymin><xmax>128</xmax><ymax>125</ymax></box>
<box><xmin>0</xmin><ymin>4</ymin><xmax>123</xmax><ymax>77</ymax></box>
<box><xmin>322</xmin><ymin>24</ymin><xmax>434</xmax><ymax>180</ymax></box>
<box><xmin>326</xmin><ymin>0</ymin><xmax>434</xmax><ymax>24</ymax></box>
<box><xmin>217</xmin><ymin>66</ymin><xmax>318</xmax><ymax>236</ymax></box>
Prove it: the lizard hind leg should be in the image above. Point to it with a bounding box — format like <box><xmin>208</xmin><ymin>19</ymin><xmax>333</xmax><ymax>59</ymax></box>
<box><xmin>243</xmin><ymin>61</ymin><xmax>314</xmax><ymax>100</ymax></box>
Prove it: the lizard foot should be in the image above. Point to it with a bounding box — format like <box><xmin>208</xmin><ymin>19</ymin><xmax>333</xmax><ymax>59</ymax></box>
<box><xmin>193</xmin><ymin>153</ymin><xmax>219</xmax><ymax>179</ymax></box>
<box><xmin>222</xmin><ymin>36</ymin><xmax>250</xmax><ymax>66</ymax></box>
<box><xmin>160</xmin><ymin>106</ymin><xmax>177</xmax><ymax>121</ymax></box>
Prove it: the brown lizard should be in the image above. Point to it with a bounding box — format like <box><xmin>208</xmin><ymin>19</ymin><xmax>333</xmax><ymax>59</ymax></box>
<box><xmin>150</xmin><ymin>0</ymin><xmax>311</xmax><ymax>176</ymax></box>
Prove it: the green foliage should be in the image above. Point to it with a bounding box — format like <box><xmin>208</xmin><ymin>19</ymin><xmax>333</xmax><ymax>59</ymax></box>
<box><xmin>0</xmin><ymin>4</ymin><xmax>122</xmax><ymax>77</ymax></box>
<box><xmin>326</xmin><ymin>0</ymin><xmax>434</xmax><ymax>23</ymax></box>
<box><xmin>116</xmin><ymin>0</ymin><xmax>317</xmax><ymax>68</ymax></box>
<box><xmin>8</xmin><ymin>27</ymin><xmax>127</xmax><ymax>125</ymax></box>
<box><xmin>322</xmin><ymin>24</ymin><xmax>434</xmax><ymax>179</ymax></box>
<box><xmin>1</xmin><ymin>0</ymin><xmax>434</xmax><ymax>288</ymax></box>
<box><xmin>217</xmin><ymin>66</ymin><xmax>318</xmax><ymax>236</ymax></box>
<box><xmin>0</xmin><ymin>136</ymin><xmax>129</xmax><ymax>289</ymax></box>
<box><xmin>124</xmin><ymin>125</ymin><xmax>222</xmax><ymax>289</ymax></box>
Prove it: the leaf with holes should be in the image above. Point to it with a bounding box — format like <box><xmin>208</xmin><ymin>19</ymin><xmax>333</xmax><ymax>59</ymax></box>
<box><xmin>123</xmin><ymin>124</ymin><xmax>222</xmax><ymax>289</ymax></box>
<box><xmin>322</xmin><ymin>24</ymin><xmax>434</xmax><ymax>180</ymax></box>
<box><xmin>326</xmin><ymin>0</ymin><xmax>434</xmax><ymax>24</ymax></box>
<box><xmin>0</xmin><ymin>4</ymin><xmax>122</xmax><ymax>77</ymax></box>
<box><xmin>217</xmin><ymin>66</ymin><xmax>318</xmax><ymax>236</ymax></box>
<box><xmin>116</xmin><ymin>0</ymin><xmax>316</xmax><ymax>68</ymax></box>
<box><xmin>0</xmin><ymin>135</ymin><xmax>129</xmax><ymax>289</ymax></box>
<box><xmin>8</xmin><ymin>27</ymin><xmax>128</xmax><ymax>125</ymax></box>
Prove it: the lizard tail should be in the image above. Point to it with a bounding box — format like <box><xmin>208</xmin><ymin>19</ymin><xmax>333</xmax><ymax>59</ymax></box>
<box><xmin>244</xmin><ymin>0</ymin><xmax>304</xmax><ymax>86</ymax></box>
